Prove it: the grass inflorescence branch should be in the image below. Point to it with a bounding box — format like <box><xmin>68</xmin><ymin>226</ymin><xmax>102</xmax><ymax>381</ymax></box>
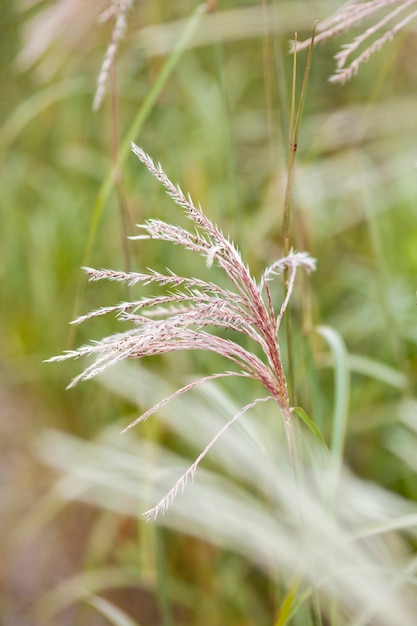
<box><xmin>48</xmin><ymin>144</ymin><xmax>316</xmax><ymax>518</ymax></box>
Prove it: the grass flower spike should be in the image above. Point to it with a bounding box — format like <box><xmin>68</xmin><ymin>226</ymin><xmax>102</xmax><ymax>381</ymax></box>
<box><xmin>49</xmin><ymin>143</ymin><xmax>316</xmax><ymax>519</ymax></box>
<box><xmin>296</xmin><ymin>0</ymin><xmax>417</xmax><ymax>83</ymax></box>
<box><xmin>93</xmin><ymin>0</ymin><xmax>133</xmax><ymax>111</ymax></box>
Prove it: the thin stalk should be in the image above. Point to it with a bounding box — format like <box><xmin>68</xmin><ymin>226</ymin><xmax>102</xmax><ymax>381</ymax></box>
<box><xmin>280</xmin><ymin>24</ymin><xmax>319</xmax><ymax>621</ymax></box>
<box><xmin>271</xmin><ymin>26</ymin><xmax>290</xmax><ymax>163</ymax></box>
<box><xmin>261</xmin><ymin>0</ymin><xmax>278</xmax><ymax>172</ymax></box>
<box><xmin>282</xmin><ymin>31</ymin><xmax>297</xmax><ymax>255</ymax></box>
<box><xmin>282</xmin><ymin>32</ymin><xmax>298</xmax><ymax>406</ymax></box>
<box><xmin>282</xmin><ymin>22</ymin><xmax>317</xmax><ymax>252</ymax></box>
<box><xmin>291</xmin><ymin>22</ymin><xmax>317</xmax><ymax>162</ymax></box>
<box><xmin>155</xmin><ymin>527</ymin><xmax>174</xmax><ymax>626</ymax></box>
<box><xmin>213</xmin><ymin>39</ymin><xmax>241</xmax><ymax>247</ymax></box>
<box><xmin>281</xmin><ymin>23</ymin><xmax>317</xmax><ymax>406</ymax></box>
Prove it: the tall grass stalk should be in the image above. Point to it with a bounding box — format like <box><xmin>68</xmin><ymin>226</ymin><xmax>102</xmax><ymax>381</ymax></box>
<box><xmin>283</xmin><ymin>23</ymin><xmax>317</xmax><ymax>406</ymax></box>
<box><xmin>49</xmin><ymin>142</ymin><xmax>316</xmax><ymax>516</ymax></box>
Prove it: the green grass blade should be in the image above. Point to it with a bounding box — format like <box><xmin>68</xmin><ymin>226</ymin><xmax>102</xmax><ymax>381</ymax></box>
<box><xmin>348</xmin><ymin>354</ymin><xmax>407</xmax><ymax>390</ymax></box>
<box><xmin>293</xmin><ymin>407</ymin><xmax>327</xmax><ymax>447</ymax></box>
<box><xmin>273</xmin><ymin>577</ymin><xmax>299</xmax><ymax>626</ymax></box>
<box><xmin>274</xmin><ymin>578</ymin><xmax>312</xmax><ymax>626</ymax></box>
<box><xmin>315</xmin><ymin>325</ymin><xmax>350</xmax><ymax>469</ymax></box>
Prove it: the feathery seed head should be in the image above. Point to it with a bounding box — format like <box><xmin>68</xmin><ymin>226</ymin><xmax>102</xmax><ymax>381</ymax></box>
<box><xmin>296</xmin><ymin>0</ymin><xmax>417</xmax><ymax>83</ymax></box>
<box><xmin>49</xmin><ymin>144</ymin><xmax>316</xmax><ymax>517</ymax></box>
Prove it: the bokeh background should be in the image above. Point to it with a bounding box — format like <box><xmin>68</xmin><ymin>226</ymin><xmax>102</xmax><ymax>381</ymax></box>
<box><xmin>1</xmin><ymin>1</ymin><xmax>417</xmax><ymax>624</ymax></box>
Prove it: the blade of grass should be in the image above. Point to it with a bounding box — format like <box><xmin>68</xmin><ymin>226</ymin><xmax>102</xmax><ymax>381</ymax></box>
<box><xmin>273</xmin><ymin>576</ymin><xmax>312</xmax><ymax>626</ymax></box>
<box><xmin>274</xmin><ymin>585</ymin><xmax>296</xmax><ymax>625</ymax></box>
<box><xmin>320</xmin><ymin>353</ymin><xmax>407</xmax><ymax>391</ymax></box>
<box><xmin>36</xmin><ymin>567</ymin><xmax>141</xmax><ymax>623</ymax></box>
<box><xmin>85</xmin><ymin>594</ymin><xmax>142</xmax><ymax>626</ymax></box>
<box><xmin>293</xmin><ymin>407</ymin><xmax>326</xmax><ymax>447</ymax></box>
<box><xmin>315</xmin><ymin>325</ymin><xmax>350</xmax><ymax>471</ymax></box>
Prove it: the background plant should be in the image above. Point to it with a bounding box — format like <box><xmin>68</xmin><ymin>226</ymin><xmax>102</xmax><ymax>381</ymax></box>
<box><xmin>297</xmin><ymin>0</ymin><xmax>417</xmax><ymax>83</ymax></box>
<box><xmin>1</xmin><ymin>1</ymin><xmax>417</xmax><ymax>625</ymax></box>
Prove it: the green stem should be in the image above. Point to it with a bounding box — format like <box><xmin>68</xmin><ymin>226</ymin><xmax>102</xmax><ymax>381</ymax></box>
<box><xmin>281</xmin><ymin>24</ymin><xmax>317</xmax><ymax>406</ymax></box>
<box><xmin>155</xmin><ymin>527</ymin><xmax>174</xmax><ymax>626</ymax></box>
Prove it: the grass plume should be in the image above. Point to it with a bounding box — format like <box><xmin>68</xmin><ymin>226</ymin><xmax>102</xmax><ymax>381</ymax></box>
<box><xmin>48</xmin><ymin>143</ymin><xmax>315</xmax><ymax>518</ymax></box>
<box><xmin>296</xmin><ymin>0</ymin><xmax>417</xmax><ymax>83</ymax></box>
<box><xmin>93</xmin><ymin>0</ymin><xmax>133</xmax><ymax>111</ymax></box>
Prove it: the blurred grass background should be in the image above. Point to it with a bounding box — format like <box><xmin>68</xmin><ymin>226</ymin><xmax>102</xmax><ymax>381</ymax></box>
<box><xmin>1</xmin><ymin>0</ymin><xmax>417</xmax><ymax>624</ymax></box>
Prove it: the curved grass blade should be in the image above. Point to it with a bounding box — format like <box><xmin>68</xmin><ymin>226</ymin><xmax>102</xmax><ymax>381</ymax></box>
<box><xmin>273</xmin><ymin>576</ymin><xmax>311</xmax><ymax>626</ymax></box>
<box><xmin>85</xmin><ymin>594</ymin><xmax>142</xmax><ymax>626</ymax></box>
<box><xmin>292</xmin><ymin>407</ymin><xmax>327</xmax><ymax>447</ymax></box>
<box><xmin>315</xmin><ymin>325</ymin><xmax>350</xmax><ymax>471</ymax></box>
